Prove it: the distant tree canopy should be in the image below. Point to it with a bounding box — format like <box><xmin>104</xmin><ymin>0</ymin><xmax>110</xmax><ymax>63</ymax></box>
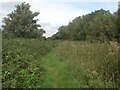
<box><xmin>117</xmin><ymin>1</ymin><xmax>120</xmax><ymax>42</ymax></box>
<box><xmin>2</xmin><ymin>2</ymin><xmax>45</xmax><ymax>39</ymax></box>
<box><xmin>52</xmin><ymin>9</ymin><xmax>119</xmax><ymax>42</ymax></box>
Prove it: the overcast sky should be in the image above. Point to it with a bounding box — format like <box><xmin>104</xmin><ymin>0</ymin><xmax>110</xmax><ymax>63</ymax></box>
<box><xmin>0</xmin><ymin>0</ymin><xmax>119</xmax><ymax>37</ymax></box>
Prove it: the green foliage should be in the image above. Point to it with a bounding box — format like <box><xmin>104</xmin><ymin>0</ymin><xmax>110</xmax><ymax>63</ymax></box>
<box><xmin>117</xmin><ymin>1</ymin><xmax>120</xmax><ymax>42</ymax></box>
<box><xmin>52</xmin><ymin>9</ymin><xmax>118</xmax><ymax>42</ymax></box>
<box><xmin>2</xmin><ymin>38</ymin><xmax>120</xmax><ymax>88</ymax></box>
<box><xmin>2</xmin><ymin>39</ymin><xmax>56</xmax><ymax>88</ymax></box>
<box><xmin>2</xmin><ymin>2</ymin><xmax>45</xmax><ymax>39</ymax></box>
<box><xmin>1</xmin><ymin>2</ymin><xmax>120</xmax><ymax>88</ymax></box>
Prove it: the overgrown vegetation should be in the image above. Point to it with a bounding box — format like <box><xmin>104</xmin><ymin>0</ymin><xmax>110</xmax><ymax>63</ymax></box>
<box><xmin>1</xmin><ymin>2</ymin><xmax>120</xmax><ymax>88</ymax></box>
<box><xmin>2</xmin><ymin>39</ymin><xmax>56</xmax><ymax>88</ymax></box>
<box><xmin>2</xmin><ymin>39</ymin><xmax>119</xmax><ymax>88</ymax></box>
<box><xmin>57</xmin><ymin>41</ymin><xmax>120</xmax><ymax>88</ymax></box>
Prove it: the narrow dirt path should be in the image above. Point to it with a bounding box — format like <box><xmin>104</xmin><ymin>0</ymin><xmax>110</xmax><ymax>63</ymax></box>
<box><xmin>40</xmin><ymin>48</ymin><xmax>79</xmax><ymax>88</ymax></box>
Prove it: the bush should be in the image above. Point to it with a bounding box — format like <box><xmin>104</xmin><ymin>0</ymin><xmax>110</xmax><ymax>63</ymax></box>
<box><xmin>2</xmin><ymin>38</ymin><xmax>56</xmax><ymax>88</ymax></box>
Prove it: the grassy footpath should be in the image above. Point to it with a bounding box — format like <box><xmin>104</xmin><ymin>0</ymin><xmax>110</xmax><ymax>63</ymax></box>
<box><xmin>41</xmin><ymin>48</ymin><xmax>79</xmax><ymax>88</ymax></box>
<box><xmin>2</xmin><ymin>39</ymin><xmax>119</xmax><ymax>88</ymax></box>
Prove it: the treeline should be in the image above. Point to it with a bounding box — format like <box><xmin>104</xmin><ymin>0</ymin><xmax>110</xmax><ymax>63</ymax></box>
<box><xmin>1</xmin><ymin>2</ymin><xmax>45</xmax><ymax>39</ymax></box>
<box><xmin>52</xmin><ymin>9</ymin><xmax>120</xmax><ymax>42</ymax></box>
<box><xmin>1</xmin><ymin>2</ymin><xmax>120</xmax><ymax>42</ymax></box>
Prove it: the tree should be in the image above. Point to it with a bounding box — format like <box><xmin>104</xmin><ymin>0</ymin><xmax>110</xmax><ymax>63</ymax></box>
<box><xmin>52</xmin><ymin>9</ymin><xmax>118</xmax><ymax>42</ymax></box>
<box><xmin>117</xmin><ymin>1</ymin><xmax>120</xmax><ymax>42</ymax></box>
<box><xmin>2</xmin><ymin>2</ymin><xmax>45</xmax><ymax>38</ymax></box>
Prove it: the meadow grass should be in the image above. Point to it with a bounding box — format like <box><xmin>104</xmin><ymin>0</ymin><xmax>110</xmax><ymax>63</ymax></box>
<box><xmin>57</xmin><ymin>41</ymin><xmax>119</xmax><ymax>88</ymax></box>
<box><xmin>2</xmin><ymin>39</ymin><xmax>120</xmax><ymax>88</ymax></box>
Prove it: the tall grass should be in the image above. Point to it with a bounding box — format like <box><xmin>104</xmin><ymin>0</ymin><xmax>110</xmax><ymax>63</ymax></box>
<box><xmin>2</xmin><ymin>39</ymin><xmax>119</xmax><ymax>88</ymax></box>
<box><xmin>57</xmin><ymin>41</ymin><xmax>119</xmax><ymax>88</ymax></box>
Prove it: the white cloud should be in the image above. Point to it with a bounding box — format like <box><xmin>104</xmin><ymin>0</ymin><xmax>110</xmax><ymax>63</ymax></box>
<box><xmin>0</xmin><ymin>0</ymin><xmax>119</xmax><ymax>3</ymax></box>
<box><xmin>26</xmin><ymin>2</ymin><xmax>90</xmax><ymax>37</ymax></box>
<box><xmin>0</xmin><ymin>1</ymin><xmax>20</xmax><ymax>29</ymax></box>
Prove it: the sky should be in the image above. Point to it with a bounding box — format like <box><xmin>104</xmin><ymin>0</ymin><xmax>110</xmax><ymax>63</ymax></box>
<box><xmin>0</xmin><ymin>0</ymin><xmax>119</xmax><ymax>37</ymax></box>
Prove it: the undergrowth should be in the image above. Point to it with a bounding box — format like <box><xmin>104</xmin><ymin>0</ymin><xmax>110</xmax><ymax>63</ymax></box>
<box><xmin>57</xmin><ymin>41</ymin><xmax>120</xmax><ymax>88</ymax></box>
<box><xmin>2</xmin><ymin>38</ymin><xmax>57</xmax><ymax>88</ymax></box>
